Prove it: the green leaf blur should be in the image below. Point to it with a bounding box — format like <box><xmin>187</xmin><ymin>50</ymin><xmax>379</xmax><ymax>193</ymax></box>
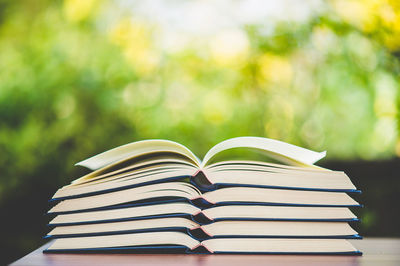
<box><xmin>1</xmin><ymin>0</ymin><xmax>400</xmax><ymax>263</ymax></box>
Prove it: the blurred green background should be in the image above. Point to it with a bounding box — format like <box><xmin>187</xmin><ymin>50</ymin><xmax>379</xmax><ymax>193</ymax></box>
<box><xmin>1</xmin><ymin>0</ymin><xmax>400</xmax><ymax>264</ymax></box>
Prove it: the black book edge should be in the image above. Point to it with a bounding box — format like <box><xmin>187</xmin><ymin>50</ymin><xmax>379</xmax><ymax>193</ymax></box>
<box><xmin>42</xmin><ymin>245</ymin><xmax>363</xmax><ymax>255</ymax></box>
<box><xmin>47</xmin><ymin>212</ymin><xmax>360</xmax><ymax>227</ymax></box>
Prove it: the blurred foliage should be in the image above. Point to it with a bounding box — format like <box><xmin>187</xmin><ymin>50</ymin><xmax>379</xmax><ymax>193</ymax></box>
<box><xmin>1</xmin><ymin>0</ymin><xmax>400</xmax><ymax>264</ymax></box>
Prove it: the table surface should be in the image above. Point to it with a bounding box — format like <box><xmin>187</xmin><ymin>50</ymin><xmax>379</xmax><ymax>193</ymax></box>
<box><xmin>10</xmin><ymin>238</ymin><xmax>400</xmax><ymax>266</ymax></box>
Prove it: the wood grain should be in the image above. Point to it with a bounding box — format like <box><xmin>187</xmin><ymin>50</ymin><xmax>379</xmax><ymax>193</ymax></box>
<box><xmin>10</xmin><ymin>238</ymin><xmax>400</xmax><ymax>266</ymax></box>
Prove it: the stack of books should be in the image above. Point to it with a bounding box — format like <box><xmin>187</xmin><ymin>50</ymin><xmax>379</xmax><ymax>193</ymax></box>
<box><xmin>45</xmin><ymin>137</ymin><xmax>362</xmax><ymax>254</ymax></box>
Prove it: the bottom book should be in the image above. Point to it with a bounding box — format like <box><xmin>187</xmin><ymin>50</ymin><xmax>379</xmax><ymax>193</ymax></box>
<box><xmin>44</xmin><ymin>231</ymin><xmax>362</xmax><ymax>255</ymax></box>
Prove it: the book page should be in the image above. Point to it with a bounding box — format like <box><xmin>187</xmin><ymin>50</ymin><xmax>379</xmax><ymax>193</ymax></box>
<box><xmin>201</xmin><ymin>137</ymin><xmax>326</xmax><ymax>168</ymax></box>
<box><xmin>205</xmin><ymin>160</ymin><xmax>330</xmax><ymax>172</ymax></box>
<box><xmin>47</xmin><ymin>231</ymin><xmax>200</xmax><ymax>251</ymax></box>
<box><xmin>201</xmin><ymin>221</ymin><xmax>357</xmax><ymax>237</ymax></box>
<box><xmin>49</xmin><ymin>202</ymin><xmax>200</xmax><ymax>225</ymax></box>
<box><xmin>54</xmin><ymin>168</ymin><xmax>196</xmax><ymax>200</ymax></box>
<box><xmin>204</xmin><ymin>168</ymin><xmax>356</xmax><ymax>191</ymax></box>
<box><xmin>49</xmin><ymin>182</ymin><xmax>202</xmax><ymax>213</ymax></box>
<box><xmin>203</xmin><ymin>187</ymin><xmax>359</xmax><ymax>206</ymax></box>
<box><xmin>71</xmin><ymin>156</ymin><xmax>197</xmax><ymax>186</ymax></box>
<box><xmin>48</xmin><ymin>217</ymin><xmax>198</xmax><ymax>237</ymax></box>
<box><xmin>76</xmin><ymin>139</ymin><xmax>201</xmax><ymax>170</ymax></box>
<box><xmin>203</xmin><ymin>205</ymin><xmax>357</xmax><ymax>221</ymax></box>
<box><xmin>202</xmin><ymin>238</ymin><xmax>357</xmax><ymax>253</ymax></box>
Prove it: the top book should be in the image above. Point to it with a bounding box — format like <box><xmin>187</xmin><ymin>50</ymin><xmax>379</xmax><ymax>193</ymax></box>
<box><xmin>45</xmin><ymin>137</ymin><xmax>361</xmax><ymax>255</ymax></box>
<box><xmin>50</xmin><ymin>137</ymin><xmax>358</xmax><ymax>204</ymax></box>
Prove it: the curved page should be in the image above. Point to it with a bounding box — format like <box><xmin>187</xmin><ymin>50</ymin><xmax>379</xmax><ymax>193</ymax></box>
<box><xmin>76</xmin><ymin>139</ymin><xmax>201</xmax><ymax>170</ymax></box>
<box><xmin>201</xmin><ymin>137</ymin><xmax>326</xmax><ymax>167</ymax></box>
<box><xmin>47</xmin><ymin>231</ymin><xmax>200</xmax><ymax>251</ymax></box>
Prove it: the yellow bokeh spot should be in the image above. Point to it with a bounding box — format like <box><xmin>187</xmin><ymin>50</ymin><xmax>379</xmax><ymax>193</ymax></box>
<box><xmin>332</xmin><ymin>0</ymin><xmax>377</xmax><ymax>32</ymax></box>
<box><xmin>332</xmin><ymin>0</ymin><xmax>400</xmax><ymax>50</ymax></box>
<box><xmin>382</xmin><ymin>33</ymin><xmax>400</xmax><ymax>51</ymax></box>
<box><xmin>258</xmin><ymin>53</ymin><xmax>292</xmax><ymax>86</ymax></box>
<box><xmin>210</xmin><ymin>29</ymin><xmax>249</xmax><ymax>66</ymax></box>
<box><xmin>374</xmin><ymin>97</ymin><xmax>397</xmax><ymax>118</ymax></box>
<box><xmin>379</xmin><ymin>1</ymin><xmax>400</xmax><ymax>50</ymax></box>
<box><xmin>63</xmin><ymin>0</ymin><xmax>98</xmax><ymax>22</ymax></box>
<box><xmin>380</xmin><ymin>3</ymin><xmax>397</xmax><ymax>27</ymax></box>
<box><xmin>110</xmin><ymin>19</ymin><xmax>159</xmax><ymax>75</ymax></box>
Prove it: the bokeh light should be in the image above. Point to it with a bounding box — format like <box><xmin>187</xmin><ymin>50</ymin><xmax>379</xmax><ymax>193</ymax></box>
<box><xmin>1</xmin><ymin>0</ymin><xmax>400</xmax><ymax>264</ymax></box>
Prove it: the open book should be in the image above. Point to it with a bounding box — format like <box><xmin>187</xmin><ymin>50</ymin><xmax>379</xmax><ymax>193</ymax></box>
<box><xmin>45</xmin><ymin>137</ymin><xmax>362</xmax><ymax>254</ymax></box>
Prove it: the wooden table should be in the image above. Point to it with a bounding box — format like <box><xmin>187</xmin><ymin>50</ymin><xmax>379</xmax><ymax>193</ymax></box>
<box><xmin>11</xmin><ymin>238</ymin><xmax>400</xmax><ymax>266</ymax></box>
